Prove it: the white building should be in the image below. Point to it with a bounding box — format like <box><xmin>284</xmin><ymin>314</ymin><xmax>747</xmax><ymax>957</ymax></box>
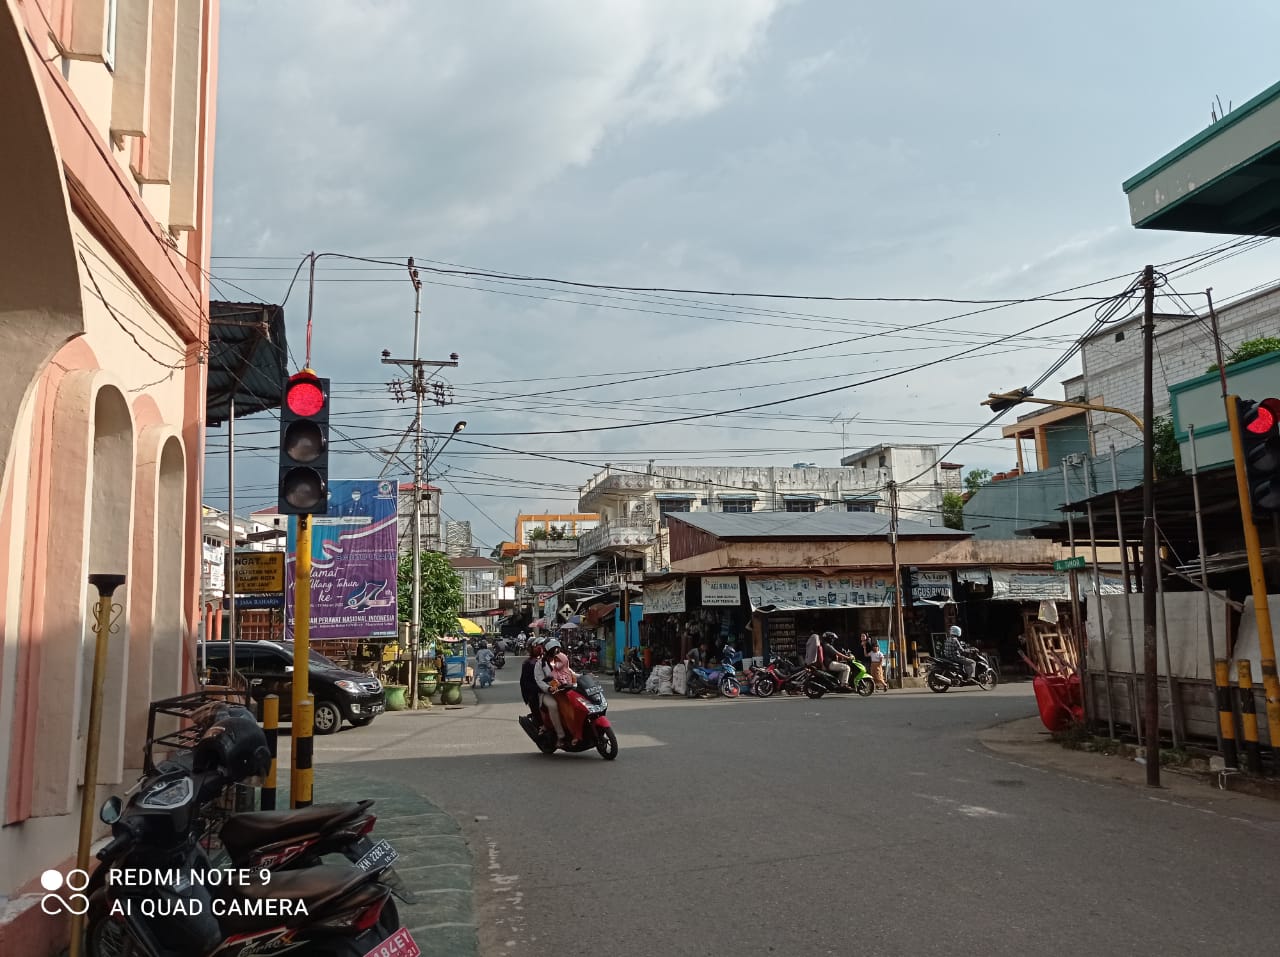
<box><xmin>398</xmin><ymin>482</ymin><xmax>443</xmax><ymax>554</ymax></box>
<box><xmin>449</xmin><ymin>556</ymin><xmax>503</xmax><ymax>618</ymax></box>
<box><xmin>577</xmin><ymin>453</ymin><xmax>952</xmax><ymax>573</ymax></box>
<box><xmin>1080</xmin><ymin>284</ymin><xmax>1280</xmax><ymax>454</ymax></box>
<box><xmin>446</xmin><ymin>519</ymin><xmax>475</xmax><ymax>557</ymax></box>
<box><xmin>204</xmin><ymin>507</ymin><xmax>284</xmax><ymax>604</ymax></box>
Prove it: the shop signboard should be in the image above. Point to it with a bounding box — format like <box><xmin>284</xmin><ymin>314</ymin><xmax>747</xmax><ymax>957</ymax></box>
<box><xmin>203</xmin><ymin>544</ymin><xmax>225</xmax><ymax>596</ymax></box>
<box><xmin>285</xmin><ymin>479</ymin><xmax>399</xmax><ymax>640</ymax></box>
<box><xmin>643</xmin><ymin>578</ymin><xmax>686</xmax><ymax>614</ymax></box>
<box><xmin>745</xmin><ymin>574</ymin><xmax>895</xmax><ymax>611</ymax></box>
<box><xmin>701</xmin><ymin>575</ymin><xmax>741</xmax><ymax>607</ymax></box>
<box><xmin>909</xmin><ymin>569</ymin><xmax>953</xmax><ymax>602</ymax></box>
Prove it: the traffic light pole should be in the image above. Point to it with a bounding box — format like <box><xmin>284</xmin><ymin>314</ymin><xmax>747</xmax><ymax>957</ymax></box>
<box><xmin>1207</xmin><ymin>290</ymin><xmax>1280</xmax><ymax>749</ymax></box>
<box><xmin>292</xmin><ymin>513</ymin><xmax>313</xmax><ymax>808</ymax></box>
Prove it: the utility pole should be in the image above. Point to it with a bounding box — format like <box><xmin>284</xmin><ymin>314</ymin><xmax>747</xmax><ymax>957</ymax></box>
<box><xmin>1140</xmin><ymin>264</ymin><xmax>1160</xmax><ymax>787</ymax></box>
<box><xmin>1208</xmin><ymin>289</ymin><xmax>1280</xmax><ymax>746</ymax></box>
<box><xmin>888</xmin><ymin>481</ymin><xmax>907</xmax><ymax>684</ymax></box>
<box><xmin>382</xmin><ymin>260</ymin><xmax>459</xmax><ymax>709</ymax></box>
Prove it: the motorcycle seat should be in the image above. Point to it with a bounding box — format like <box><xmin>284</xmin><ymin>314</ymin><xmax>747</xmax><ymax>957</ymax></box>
<box><xmin>217</xmin><ymin>863</ymin><xmax>384</xmax><ymax>933</ymax></box>
<box><xmin>220</xmin><ymin>801</ymin><xmax>372</xmax><ymax>854</ymax></box>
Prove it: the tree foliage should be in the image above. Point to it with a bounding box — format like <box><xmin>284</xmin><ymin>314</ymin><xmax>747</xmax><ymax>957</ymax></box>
<box><xmin>1207</xmin><ymin>336</ymin><xmax>1280</xmax><ymax>374</ymax></box>
<box><xmin>964</xmin><ymin>468</ymin><xmax>992</xmax><ymax>494</ymax></box>
<box><xmin>942</xmin><ymin>492</ymin><xmax>965</xmax><ymax>530</ymax></box>
<box><xmin>398</xmin><ymin>550</ymin><xmax>463</xmax><ymax>641</ymax></box>
<box><xmin>1153</xmin><ymin>415</ymin><xmax>1184</xmax><ymax>479</ymax></box>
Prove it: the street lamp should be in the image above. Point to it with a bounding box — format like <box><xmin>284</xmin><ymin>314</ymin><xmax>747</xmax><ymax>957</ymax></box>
<box><xmin>426</xmin><ymin>420</ymin><xmax>467</xmax><ymax>475</ymax></box>
<box><xmin>982</xmin><ymin>388</ymin><xmax>1144</xmax><ymax>432</ymax></box>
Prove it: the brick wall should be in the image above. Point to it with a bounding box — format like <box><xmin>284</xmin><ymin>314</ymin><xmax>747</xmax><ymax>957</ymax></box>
<box><xmin>1081</xmin><ymin>286</ymin><xmax>1280</xmax><ymax>453</ymax></box>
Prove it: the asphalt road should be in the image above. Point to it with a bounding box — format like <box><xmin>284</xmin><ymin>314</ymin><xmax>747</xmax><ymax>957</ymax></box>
<box><xmin>310</xmin><ymin>675</ymin><xmax>1280</xmax><ymax>957</ymax></box>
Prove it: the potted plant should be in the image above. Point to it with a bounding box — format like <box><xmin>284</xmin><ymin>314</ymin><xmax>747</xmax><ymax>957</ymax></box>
<box><xmin>384</xmin><ymin>684</ymin><xmax>408</xmax><ymax>711</ymax></box>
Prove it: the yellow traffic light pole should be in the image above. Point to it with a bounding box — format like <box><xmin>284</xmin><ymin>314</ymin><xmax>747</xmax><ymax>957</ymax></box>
<box><xmin>1224</xmin><ymin>395</ymin><xmax>1280</xmax><ymax>746</ymax></box>
<box><xmin>291</xmin><ymin>514</ymin><xmax>314</xmax><ymax>808</ymax></box>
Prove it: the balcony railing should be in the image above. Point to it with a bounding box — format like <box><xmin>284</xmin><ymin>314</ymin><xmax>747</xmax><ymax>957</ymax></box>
<box><xmin>579</xmin><ymin>522</ymin><xmax>656</xmax><ymax>554</ymax></box>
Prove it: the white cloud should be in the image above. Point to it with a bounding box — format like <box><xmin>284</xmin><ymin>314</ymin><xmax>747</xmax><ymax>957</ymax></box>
<box><xmin>214</xmin><ymin>0</ymin><xmax>784</xmax><ymax>249</ymax></box>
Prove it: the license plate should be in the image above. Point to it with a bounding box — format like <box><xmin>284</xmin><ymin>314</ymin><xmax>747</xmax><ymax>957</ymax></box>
<box><xmin>362</xmin><ymin>926</ymin><xmax>420</xmax><ymax>957</ymax></box>
<box><xmin>370</xmin><ymin>703</ymin><xmax>385</xmax><ymax>714</ymax></box>
<box><xmin>356</xmin><ymin>839</ymin><xmax>399</xmax><ymax>872</ymax></box>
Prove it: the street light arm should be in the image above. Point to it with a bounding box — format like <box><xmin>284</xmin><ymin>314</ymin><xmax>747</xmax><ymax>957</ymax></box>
<box><xmin>985</xmin><ymin>393</ymin><xmax>1144</xmax><ymax>432</ymax></box>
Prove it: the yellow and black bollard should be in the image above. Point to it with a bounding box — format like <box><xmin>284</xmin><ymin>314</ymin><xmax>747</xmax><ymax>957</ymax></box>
<box><xmin>1237</xmin><ymin>660</ymin><xmax>1263</xmax><ymax>775</ymax></box>
<box><xmin>261</xmin><ymin>695</ymin><xmax>279</xmax><ymax>810</ymax></box>
<box><xmin>292</xmin><ymin>696</ymin><xmax>314</xmax><ymax>808</ymax></box>
<box><xmin>1214</xmin><ymin>658</ymin><xmax>1239</xmax><ymax>770</ymax></box>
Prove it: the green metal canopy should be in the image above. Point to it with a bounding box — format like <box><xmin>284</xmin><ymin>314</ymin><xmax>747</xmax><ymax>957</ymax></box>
<box><xmin>1124</xmin><ymin>80</ymin><xmax>1280</xmax><ymax>236</ymax></box>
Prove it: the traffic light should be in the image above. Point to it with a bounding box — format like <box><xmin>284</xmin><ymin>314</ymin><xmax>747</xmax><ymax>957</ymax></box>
<box><xmin>1237</xmin><ymin>396</ymin><xmax>1280</xmax><ymax>518</ymax></box>
<box><xmin>278</xmin><ymin>370</ymin><xmax>330</xmax><ymax>515</ymax></box>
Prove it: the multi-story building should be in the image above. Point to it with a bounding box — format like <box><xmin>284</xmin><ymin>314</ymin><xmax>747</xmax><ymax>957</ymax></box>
<box><xmin>1079</xmin><ymin>285</ymin><xmax>1280</xmax><ymax>455</ymax></box>
<box><xmin>445</xmin><ymin>519</ymin><xmax>475</xmax><ymax>557</ymax></box>
<box><xmin>576</xmin><ymin>456</ymin><xmax>952</xmax><ymax>573</ymax></box>
<box><xmin>398</xmin><ymin>481</ymin><xmax>443</xmax><ymax>554</ymax></box>
<box><xmin>0</xmin><ymin>0</ymin><xmax>220</xmax><ymax>936</ymax></box>
<box><xmin>449</xmin><ymin>556</ymin><xmax>503</xmax><ymax>620</ymax></box>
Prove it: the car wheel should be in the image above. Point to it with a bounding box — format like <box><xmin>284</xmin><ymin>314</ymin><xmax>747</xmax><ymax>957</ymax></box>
<box><xmin>314</xmin><ymin>698</ymin><xmax>343</xmax><ymax>735</ymax></box>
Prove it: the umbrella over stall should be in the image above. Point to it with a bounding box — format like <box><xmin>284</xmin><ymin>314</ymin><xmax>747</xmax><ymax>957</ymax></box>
<box><xmin>456</xmin><ymin>617</ymin><xmax>485</xmax><ymax>636</ymax></box>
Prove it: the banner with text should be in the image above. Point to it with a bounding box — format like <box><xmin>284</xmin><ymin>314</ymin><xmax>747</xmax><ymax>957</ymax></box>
<box><xmin>643</xmin><ymin>578</ymin><xmax>687</xmax><ymax>615</ymax></box>
<box><xmin>745</xmin><ymin>574</ymin><xmax>895</xmax><ymax>611</ymax></box>
<box><xmin>286</xmin><ymin>479</ymin><xmax>399</xmax><ymax>640</ymax></box>
<box><xmin>700</xmin><ymin>575</ymin><xmax>742</xmax><ymax>607</ymax></box>
<box><xmin>990</xmin><ymin>569</ymin><xmax>1125</xmax><ymax>601</ymax></box>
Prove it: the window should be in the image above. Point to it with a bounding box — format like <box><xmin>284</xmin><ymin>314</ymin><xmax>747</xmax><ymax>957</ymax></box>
<box><xmin>721</xmin><ymin>499</ymin><xmax>754</xmax><ymax>513</ymax></box>
<box><xmin>785</xmin><ymin>500</ymin><xmax>816</xmax><ymax>513</ymax></box>
<box><xmin>658</xmin><ymin>499</ymin><xmax>691</xmax><ymax>526</ymax></box>
<box><xmin>877</xmin><ymin>455</ymin><xmax>886</xmax><ymax>468</ymax></box>
<box><xmin>846</xmin><ymin>502</ymin><xmax>876</xmax><ymax>513</ymax></box>
<box><xmin>104</xmin><ymin>0</ymin><xmax>118</xmax><ymax>70</ymax></box>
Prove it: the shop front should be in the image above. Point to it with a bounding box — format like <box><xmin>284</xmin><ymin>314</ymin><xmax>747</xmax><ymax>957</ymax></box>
<box><xmin>744</xmin><ymin>572</ymin><xmax>897</xmax><ymax>663</ymax></box>
<box><xmin>640</xmin><ymin>575</ymin><xmax>752</xmax><ymax>666</ymax></box>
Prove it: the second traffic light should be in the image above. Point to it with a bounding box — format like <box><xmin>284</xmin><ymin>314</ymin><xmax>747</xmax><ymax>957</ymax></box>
<box><xmin>278</xmin><ymin>370</ymin><xmax>330</xmax><ymax>515</ymax></box>
<box><xmin>1237</xmin><ymin>396</ymin><xmax>1280</xmax><ymax>519</ymax></box>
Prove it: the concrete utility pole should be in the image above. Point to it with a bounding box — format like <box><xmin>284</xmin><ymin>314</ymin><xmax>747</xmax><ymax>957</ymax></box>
<box><xmin>888</xmin><ymin>482</ymin><xmax>907</xmax><ymax>683</ymax></box>
<box><xmin>1140</xmin><ymin>264</ymin><xmax>1160</xmax><ymax>787</ymax></box>
<box><xmin>381</xmin><ymin>260</ymin><xmax>459</xmax><ymax>708</ymax></box>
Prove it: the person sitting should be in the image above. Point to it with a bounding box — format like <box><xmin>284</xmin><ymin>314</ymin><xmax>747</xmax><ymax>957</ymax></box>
<box><xmin>475</xmin><ymin>641</ymin><xmax>495</xmax><ymax>688</ymax></box>
<box><xmin>942</xmin><ymin>625</ymin><xmax>976</xmax><ymax>682</ymax></box>
<box><xmin>534</xmin><ymin>638</ymin><xmax>579</xmax><ymax>746</ymax></box>
<box><xmin>520</xmin><ymin>637</ymin><xmax>546</xmax><ymax>720</ymax></box>
<box><xmin>804</xmin><ymin>632</ymin><xmax>824</xmax><ymax>671</ymax></box>
<box><xmin>820</xmin><ymin>632</ymin><xmax>854</xmax><ymax>689</ymax></box>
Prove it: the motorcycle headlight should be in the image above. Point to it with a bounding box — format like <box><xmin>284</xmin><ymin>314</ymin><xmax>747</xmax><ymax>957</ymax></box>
<box><xmin>335</xmin><ymin>679</ymin><xmax>360</xmax><ymax>695</ymax></box>
<box><xmin>140</xmin><ymin>776</ymin><xmax>194</xmax><ymax>810</ymax></box>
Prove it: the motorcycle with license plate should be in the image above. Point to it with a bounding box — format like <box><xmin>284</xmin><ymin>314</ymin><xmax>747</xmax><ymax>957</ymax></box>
<box><xmin>84</xmin><ymin>705</ymin><xmax>418</xmax><ymax>957</ymax></box>
<box><xmin>518</xmin><ymin>674</ymin><xmax>619</xmax><ymax>759</ymax></box>
<box><xmin>926</xmin><ymin>647</ymin><xmax>998</xmax><ymax>692</ymax></box>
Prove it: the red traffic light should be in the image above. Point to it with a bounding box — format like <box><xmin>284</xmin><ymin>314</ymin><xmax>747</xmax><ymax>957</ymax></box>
<box><xmin>1243</xmin><ymin>397</ymin><xmax>1280</xmax><ymax>435</ymax></box>
<box><xmin>285</xmin><ymin>372</ymin><xmax>325</xmax><ymax>417</ymax></box>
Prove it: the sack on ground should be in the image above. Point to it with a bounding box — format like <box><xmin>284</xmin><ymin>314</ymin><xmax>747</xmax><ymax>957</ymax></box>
<box><xmin>669</xmin><ymin>663</ymin><xmax>685</xmax><ymax>696</ymax></box>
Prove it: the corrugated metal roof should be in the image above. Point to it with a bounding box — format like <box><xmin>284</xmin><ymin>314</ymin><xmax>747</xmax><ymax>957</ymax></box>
<box><xmin>668</xmin><ymin>510</ymin><xmax>968</xmax><ymax>540</ymax></box>
<box><xmin>206</xmin><ymin>301</ymin><xmax>288</xmax><ymax>425</ymax></box>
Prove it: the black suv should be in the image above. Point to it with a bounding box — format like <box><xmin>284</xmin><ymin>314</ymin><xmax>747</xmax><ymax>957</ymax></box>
<box><xmin>198</xmin><ymin>640</ymin><xmax>385</xmax><ymax>734</ymax></box>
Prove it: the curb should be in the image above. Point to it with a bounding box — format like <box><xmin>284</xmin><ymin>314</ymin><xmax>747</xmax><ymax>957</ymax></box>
<box><xmin>279</xmin><ymin>766</ymin><xmax>479</xmax><ymax>956</ymax></box>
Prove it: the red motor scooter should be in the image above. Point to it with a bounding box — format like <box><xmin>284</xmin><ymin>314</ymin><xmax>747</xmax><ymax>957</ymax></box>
<box><xmin>518</xmin><ymin>674</ymin><xmax>618</xmax><ymax>759</ymax></box>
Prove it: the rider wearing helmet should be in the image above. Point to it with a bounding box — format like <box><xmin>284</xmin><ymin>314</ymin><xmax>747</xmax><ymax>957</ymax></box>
<box><xmin>820</xmin><ymin>631</ymin><xmax>854</xmax><ymax>689</ymax></box>
<box><xmin>942</xmin><ymin>625</ymin><xmax>975</xmax><ymax>681</ymax></box>
<box><xmin>534</xmin><ymin>638</ymin><xmax>578</xmax><ymax>746</ymax></box>
<box><xmin>521</xmin><ymin>636</ymin><xmax>546</xmax><ymax>719</ymax></box>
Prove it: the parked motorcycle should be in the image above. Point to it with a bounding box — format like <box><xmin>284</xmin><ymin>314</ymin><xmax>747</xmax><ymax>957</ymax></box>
<box><xmin>518</xmin><ymin>674</ymin><xmax>618</xmax><ymax>759</ymax></box>
<box><xmin>614</xmin><ymin>648</ymin><xmax>647</xmax><ymax>694</ymax></box>
<box><xmin>85</xmin><ymin>707</ymin><xmax>411</xmax><ymax>957</ymax></box>
<box><xmin>926</xmin><ymin>647</ymin><xmax>998</xmax><ymax>692</ymax></box>
<box><xmin>746</xmin><ymin>655</ymin><xmax>794</xmax><ymax>698</ymax></box>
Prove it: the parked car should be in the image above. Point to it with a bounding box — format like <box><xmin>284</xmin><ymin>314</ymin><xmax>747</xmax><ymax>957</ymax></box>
<box><xmin>198</xmin><ymin>639</ymin><xmax>385</xmax><ymax>734</ymax></box>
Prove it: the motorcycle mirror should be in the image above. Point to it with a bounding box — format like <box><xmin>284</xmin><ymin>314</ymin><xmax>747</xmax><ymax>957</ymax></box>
<box><xmin>99</xmin><ymin>795</ymin><xmax>123</xmax><ymax>824</ymax></box>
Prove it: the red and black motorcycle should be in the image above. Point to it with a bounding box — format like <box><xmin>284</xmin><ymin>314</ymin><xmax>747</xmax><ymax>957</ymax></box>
<box><xmin>518</xmin><ymin>675</ymin><xmax>618</xmax><ymax>759</ymax></box>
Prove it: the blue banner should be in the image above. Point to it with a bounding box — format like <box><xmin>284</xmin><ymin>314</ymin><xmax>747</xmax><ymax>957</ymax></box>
<box><xmin>285</xmin><ymin>479</ymin><xmax>399</xmax><ymax>639</ymax></box>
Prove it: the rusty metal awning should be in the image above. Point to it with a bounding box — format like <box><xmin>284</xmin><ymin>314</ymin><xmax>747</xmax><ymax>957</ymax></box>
<box><xmin>206</xmin><ymin>301</ymin><xmax>288</xmax><ymax>425</ymax></box>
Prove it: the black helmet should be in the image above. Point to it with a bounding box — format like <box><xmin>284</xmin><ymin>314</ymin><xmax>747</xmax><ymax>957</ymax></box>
<box><xmin>193</xmin><ymin>706</ymin><xmax>271</xmax><ymax>781</ymax></box>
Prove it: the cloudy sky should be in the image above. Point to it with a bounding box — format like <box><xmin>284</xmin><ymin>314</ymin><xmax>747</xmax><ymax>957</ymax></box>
<box><xmin>206</xmin><ymin>0</ymin><xmax>1280</xmax><ymax>549</ymax></box>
